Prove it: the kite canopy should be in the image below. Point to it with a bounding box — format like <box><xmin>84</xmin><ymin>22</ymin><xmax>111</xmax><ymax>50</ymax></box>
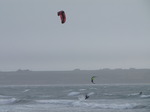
<box><xmin>57</xmin><ymin>10</ymin><xmax>66</xmax><ymax>24</ymax></box>
<box><xmin>91</xmin><ymin>76</ymin><xmax>96</xmax><ymax>84</ymax></box>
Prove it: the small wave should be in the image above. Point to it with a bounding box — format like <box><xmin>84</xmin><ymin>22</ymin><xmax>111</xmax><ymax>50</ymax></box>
<box><xmin>140</xmin><ymin>95</ymin><xmax>150</xmax><ymax>98</ymax></box>
<box><xmin>0</xmin><ymin>95</ymin><xmax>11</xmax><ymax>98</ymax></box>
<box><xmin>79</xmin><ymin>89</ymin><xmax>86</xmax><ymax>91</ymax></box>
<box><xmin>127</xmin><ymin>93</ymin><xmax>140</xmax><ymax>96</ymax></box>
<box><xmin>104</xmin><ymin>93</ymin><xmax>113</xmax><ymax>96</ymax></box>
<box><xmin>36</xmin><ymin>99</ymin><xmax>73</xmax><ymax>105</ymax></box>
<box><xmin>68</xmin><ymin>92</ymin><xmax>80</xmax><ymax>96</ymax></box>
<box><xmin>63</xmin><ymin>89</ymin><xmax>73</xmax><ymax>92</ymax></box>
<box><xmin>13</xmin><ymin>99</ymin><xmax>33</xmax><ymax>104</ymax></box>
<box><xmin>22</xmin><ymin>89</ymin><xmax>30</xmax><ymax>93</ymax></box>
<box><xmin>0</xmin><ymin>98</ymin><xmax>17</xmax><ymax>105</ymax></box>
<box><xmin>0</xmin><ymin>97</ymin><xmax>34</xmax><ymax>105</ymax></box>
<box><xmin>90</xmin><ymin>87</ymin><xmax>97</xmax><ymax>90</ymax></box>
<box><xmin>87</xmin><ymin>92</ymin><xmax>94</xmax><ymax>96</ymax></box>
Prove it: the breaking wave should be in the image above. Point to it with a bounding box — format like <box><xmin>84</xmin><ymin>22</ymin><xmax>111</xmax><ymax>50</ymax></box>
<box><xmin>35</xmin><ymin>99</ymin><xmax>147</xmax><ymax>109</ymax></box>
<box><xmin>140</xmin><ymin>95</ymin><xmax>150</xmax><ymax>98</ymax></box>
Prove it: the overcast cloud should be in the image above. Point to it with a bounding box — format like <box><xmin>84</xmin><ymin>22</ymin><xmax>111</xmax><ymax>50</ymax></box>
<box><xmin>0</xmin><ymin>0</ymin><xmax>150</xmax><ymax>71</ymax></box>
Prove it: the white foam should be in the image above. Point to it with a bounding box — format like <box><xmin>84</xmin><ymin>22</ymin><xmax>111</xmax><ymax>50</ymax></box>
<box><xmin>140</xmin><ymin>95</ymin><xmax>150</xmax><ymax>98</ymax></box>
<box><xmin>87</xmin><ymin>92</ymin><xmax>94</xmax><ymax>96</ymax></box>
<box><xmin>127</xmin><ymin>93</ymin><xmax>139</xmax><ymax>96</ymax></box>
<box><xmin>72</xmin><ymin>101</ymin><xmax>138</xmax><ymax>109</ymax></box>
<box><xmin>36</xmin><ymin>99</ymin><xmax>73</xmax><ymax>105</ymax></box>
<box><xmin>78</xmin><ymin>95</ymin><xmax>86</xmax><ymax>101</ymax></box>
<box><xmin>22</xmin><ymin>89</ymin><xmax>30</xmax><ymax>93</ymax></box>
<box><xmin>68</xmin><ymin>92</ymin><xmax>80</xmax><ymax>96</ymax></box>
<box><xmin>36</xmin><ymin>99</ymin><xmax>139</xmax><ymax>109</ymax></box>
<box><xmin>90</xmin><ymin>87</ymin><xmax>97</xmax><ymax>90</ymax></box>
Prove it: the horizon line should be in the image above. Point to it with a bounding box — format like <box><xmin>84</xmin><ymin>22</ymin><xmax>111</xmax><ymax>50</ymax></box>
<box><xmin>0</xmin><ymin>68</ymin><xmax>150</xmax><ymax>72</ymax></box>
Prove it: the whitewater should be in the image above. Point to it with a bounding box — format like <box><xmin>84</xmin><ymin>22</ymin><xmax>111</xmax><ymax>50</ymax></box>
<box><xmin>0</xmin><ymin>84</ymin><xmax>150</xmax><ymax>112</ymax></box>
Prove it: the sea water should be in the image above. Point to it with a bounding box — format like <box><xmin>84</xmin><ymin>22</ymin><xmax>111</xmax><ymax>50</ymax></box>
<box><xmin>0</xmin><ymin>84</ymin><xmax>150</xmax><ymax>112</ymax></box>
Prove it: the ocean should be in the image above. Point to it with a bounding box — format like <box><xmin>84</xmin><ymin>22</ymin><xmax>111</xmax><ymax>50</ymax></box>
<box><xmin>0</xmin><ymin>84</ymin><xmax>150</xmax><ymax>112</ymax></box>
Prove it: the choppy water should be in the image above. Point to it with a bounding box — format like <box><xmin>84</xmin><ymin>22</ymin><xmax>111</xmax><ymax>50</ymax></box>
<box><xmin>0</xmin><ymin>84</ymin><xmax>150</xmax><ymax>112</ymax></box>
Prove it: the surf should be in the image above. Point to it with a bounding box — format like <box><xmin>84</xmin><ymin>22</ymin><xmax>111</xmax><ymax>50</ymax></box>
<box><xmin>35</xmin><ymin>99</ymin><xmax>147</xmax><ymax>109</ymax></box>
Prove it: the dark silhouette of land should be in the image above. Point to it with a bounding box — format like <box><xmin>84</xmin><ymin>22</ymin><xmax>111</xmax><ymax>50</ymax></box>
<box><xmin>0</xmin><ymin>68</ymin><xmax>150</xmax><ymax>85</ymax></box>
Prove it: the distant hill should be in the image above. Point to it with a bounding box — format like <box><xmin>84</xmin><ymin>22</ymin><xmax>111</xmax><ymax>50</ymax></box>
<box><xmin>0</xmin><ymin>69</ymin><xmax>150</xmax><ymax>85</ymax></box>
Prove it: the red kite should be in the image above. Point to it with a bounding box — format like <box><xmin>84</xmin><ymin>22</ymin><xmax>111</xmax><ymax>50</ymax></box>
<box><xmin>57</xmin><ymin>10</ymin><xmax>66</xmax><ymax>24</ymax></box>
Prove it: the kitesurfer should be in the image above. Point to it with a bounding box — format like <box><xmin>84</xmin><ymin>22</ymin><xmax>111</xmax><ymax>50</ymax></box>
<box><xmin>91</xmin><ymin>76</ymin><xmax>96</xmax><ymax>84</ymax></box>
<box><xmin>85</xmin><ymin>94</ymin><xmax>89</xmax><ymax>99</ymax></box>
<box><xmin>139</xmin><ymin>91</ymin><xmax>142</xmax><ymax>95</ymax></box>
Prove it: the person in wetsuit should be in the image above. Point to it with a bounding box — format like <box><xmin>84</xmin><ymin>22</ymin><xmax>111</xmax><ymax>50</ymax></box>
<box><xmin>139</xmin><ymin>91</ymin><xmax>142</xmax><ymax>95</ymax></box>
<box><xmin>85</xmin><ymin>94</ymin><xmax>89</xmax><ymax>99</ymax></box>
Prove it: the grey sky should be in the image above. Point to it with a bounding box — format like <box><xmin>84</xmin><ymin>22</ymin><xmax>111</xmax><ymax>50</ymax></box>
<box><xmin>0</xmin><ymin>0</ymin><xmax>150</xmax><ymax>71</ymax></box>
